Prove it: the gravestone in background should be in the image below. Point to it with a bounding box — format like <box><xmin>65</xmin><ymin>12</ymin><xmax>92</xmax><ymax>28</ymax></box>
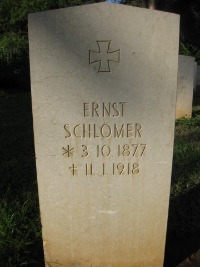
<box><xmin>28</xmin><ymin>3</ymin><xmax>179</xmax><ymax>267</ymax></box>
<box><xmin>176</xmin><ymin>55</ymin><xmax>195</xmax><ymax>119</ymax></box>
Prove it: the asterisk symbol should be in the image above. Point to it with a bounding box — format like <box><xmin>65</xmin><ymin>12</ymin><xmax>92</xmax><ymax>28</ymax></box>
<box><xmin>62</xmin><ymin>145</ymin><xmax>74</xmax><ymax>157</ymax></box>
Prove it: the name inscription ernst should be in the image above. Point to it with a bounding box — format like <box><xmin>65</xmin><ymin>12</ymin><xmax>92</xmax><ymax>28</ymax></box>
<box><xmin>62</xmin><ymin>102</ymin><xmax>147</xmax><ymax>177</ymax></box>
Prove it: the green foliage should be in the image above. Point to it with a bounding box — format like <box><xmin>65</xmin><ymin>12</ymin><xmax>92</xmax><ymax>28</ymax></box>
<box><xmin>0</xmin><ymin>92</ymin><xmax>43</xmax><ymax>266</ymax></box>
<box><xmin>0</xmin><ymin>1</ymin><xmax>49</xmax><ymax>88</ymax></box>
<box><xmin>56</xmin><ymin>0</ymin><xmax>92</xmax><ymax>7</ymax></box>
<box><xmin>127</xmin><ymin>0</ymin><xmax>145</xmax><ymax>7</ymax></box>
<box><xmin>0</xmin><ymin>33</ymin><xmax>28</xmax><ymax>52</ymax></box>
<box><xmin>0</xmin><ymin>191</ymin><xmax>42</xmax><ymax>266</ymax></box>
<box><xmin>171</xmin><ymin>114</ymin><xmax>200</xmax><ymax>197</ymax></box>
<box><xmin>0</xmin><ymin>0</ymin><xmax>51</xmax><ymax>34</ymax></box>
<box><xmin>166</xmin><ymin>111</ymin><xmax>200</xmax><ymax>238</ymax></box>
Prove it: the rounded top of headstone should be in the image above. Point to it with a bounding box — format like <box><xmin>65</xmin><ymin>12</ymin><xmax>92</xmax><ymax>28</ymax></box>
<box><xmin>28</xmin><ymin>2</ymin><xmax>180</xmax><ymax>20</ymax></box>
<box><xmin>179</xmin><ymin>55</ymin><xmax>195</xmax><ymax>62</ymax></box>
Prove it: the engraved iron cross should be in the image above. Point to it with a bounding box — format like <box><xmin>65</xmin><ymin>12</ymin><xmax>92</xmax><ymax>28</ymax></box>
<box><xmin>89</xmin><ymin>41</ymin><xmax>120</xmax><ymax>73</ymax></box>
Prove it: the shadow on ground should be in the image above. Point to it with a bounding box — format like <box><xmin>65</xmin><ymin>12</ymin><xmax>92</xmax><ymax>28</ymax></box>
<box><xmin>164</xmin><ymin>184</ymin><xmax>200</xmax><ymax>267</ymax></box>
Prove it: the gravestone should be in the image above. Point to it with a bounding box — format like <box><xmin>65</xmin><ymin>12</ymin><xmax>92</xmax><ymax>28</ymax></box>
<box><xmin>28</xmin><ymin>3</ymin><xmax>179</xmax><ymax>267</ymax></box>
<box><xmin>176</xmin><ymin>55</ymin><xmax>195</xmax><ymax>119</ymax></box>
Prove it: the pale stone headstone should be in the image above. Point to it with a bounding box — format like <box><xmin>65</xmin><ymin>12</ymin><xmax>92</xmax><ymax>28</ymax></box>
<box><xmin>28</xmin><ymin>3</ymin><xmax>179</xmax><ymax>267</ymax></box>
<box><xmin>176</xmin><ymin>55</ymin><xmax>195</xmax><ymax>119</ymax></box>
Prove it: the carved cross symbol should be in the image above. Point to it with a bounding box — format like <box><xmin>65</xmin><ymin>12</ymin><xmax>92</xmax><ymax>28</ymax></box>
<box><xmin>69</xmin><ymin>164</ymin><xmax>78</xmax><ymax>176</ymax></box>
<box><xmin>89</xmin><ymin>41</ymin><xmax>120</xmax><ymax>73</ymax></box>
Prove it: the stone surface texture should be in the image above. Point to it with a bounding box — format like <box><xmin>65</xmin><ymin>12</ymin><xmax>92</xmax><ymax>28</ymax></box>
<box><xmin>176</xmin><ymin>55</ymin><xmax>195</xmax><ymax>119</ymax></box>
<box><xmin>28</xmin><ymin>3</ymin><xmax>179</xmax><ymax>267</ymax></box>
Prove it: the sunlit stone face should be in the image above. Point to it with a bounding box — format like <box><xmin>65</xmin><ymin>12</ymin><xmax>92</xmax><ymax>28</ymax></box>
<box><xmin>29</xmin><ymin>3</ymin><xmax>179</xmax><ymax>267</ymax></box>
